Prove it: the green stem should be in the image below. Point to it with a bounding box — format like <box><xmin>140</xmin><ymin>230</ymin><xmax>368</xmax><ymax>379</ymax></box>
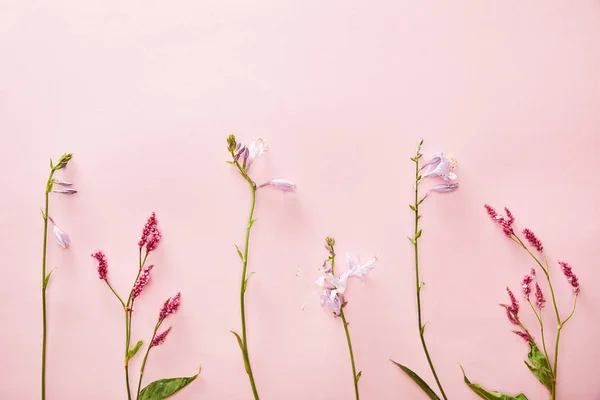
<box><xmin>413</xmin><ymin>147</ymin><xmax>448</xmax><ymax>400</ymax></box>
<box><xmin>233</xmin><ymin>156</ymin><xmax>260</xmax><ymax>400</ymax></box>
<box><xmin>41</xmin><ymin>168</ymin><xmax>54</xmax><ymax>400</ymax></box>
<box><xmin>136</xmin><ymin>320</ymin><xmax>162</xmax><ymax>398</ymax></box>
<box><xmin>125</xmin><ymin>311</ymin><xmax>132</xmax><ymax>400</ymax></box>
<box><xmin>527</xmin><ymin>300</ymin><xmax>552</xmax><ymax>376</ymax></box>
<box><xmin>552</xmin><ymin>296</ymin><xmax>578</xmax><ymax>400</ymax></box>
<box><xmin>340</xmin><ymin>310</ymin><xmax>359</xmax><ymax>400</ymax></box>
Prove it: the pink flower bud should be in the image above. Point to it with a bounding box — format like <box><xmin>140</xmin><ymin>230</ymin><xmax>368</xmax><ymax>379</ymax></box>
<box><xmin>91</xmin><ymin>251</ymin><xmax>108</xmax><ymax>280</ymax></box>
<box><xmin>151</xmin><ymin>327</ymin><xmax>172</xmax><ymax>347</ymax></box>
<box><xmin>131</xmin><ymin>265</ymin><xmax>154</xmax><ymax>299</ymax></box>
<box><xmin>159</xmin><ymin>292</ymin><xmax>181</xmax><ymax>320</ymax></box>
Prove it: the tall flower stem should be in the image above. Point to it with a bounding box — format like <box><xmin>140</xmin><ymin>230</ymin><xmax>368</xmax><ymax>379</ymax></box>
<box><xmin>232</xmin><ymin>155</ymin><xmax>260</xmax><ymax>400</ymax></box>
<box><xmin>41</xmin><ymin>168</ymin><xmax>56</xmax><ymax>400</ymax></box>
<box><xmin>411</xmin><ymin>142</ymin><xmax>448</xmax><ymax>400</ymax></box>
<box><xmin>136</xmin><ymin>320</ymin><xmax>162</xmax><ymax>398</ymax></box>
<box><xmin>527</xmin><ymin>300</ymin><xmax>552</xmax><ymax>375</ymax></box>
<box><xmin>340</xmin><ymin>310</ymin><xmax>359</xmax><ymax>399</ymax></box>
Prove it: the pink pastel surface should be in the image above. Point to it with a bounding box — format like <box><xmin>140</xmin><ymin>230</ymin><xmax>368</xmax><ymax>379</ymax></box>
<box><xmin>1</xmin><ymin>1</ymin><xmax>599</xmax><ymax>399</ymax></box>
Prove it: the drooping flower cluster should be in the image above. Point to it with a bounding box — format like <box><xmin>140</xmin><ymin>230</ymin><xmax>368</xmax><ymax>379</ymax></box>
<box><xmin>132</xmin><ymin>265</ymin><xmax>154</xmax><ymax>299</ymax></box>
<box><xmin>419</xmin><ymin>150</ymin><xmax>459</xmax><ymax>197</ymax></box>
<box><xmin>139</xmin><ymin>212</ymin><xmax>161</xmax><ymax>253</ymax></box>
<box><xmin>559</xmin><ymin>261</ymin><xmax>580</xmax><ymax>294</ymax></box>
<box><xmin>521</xmin><ymin>269</ymin><xmax>536</xmax><ymax>300</ymax></box>
<box><xmin>159</xmin><ymin>292</ymin><xmax>182</xmax><ymax>320</ymax></box>
<box><xmin>484</xmin><ymin>204</ymin><xmax>515</xmax><ymax>236</ymax></box>
<box><xmin>523</xmin><ymin>228</ymin><xmax>543</xmax><ymax>252</ymax></box>
<box><xmin>91</xmin><ymin>250</ymin><xmax>108</xmax><ymax>280</ymax></box>
<box><xmin>535</xmin><ymin>283</ymin><xmax>546</xmax><ymax>310</ymax></box>
<box><xmin>151</xmin><ymin>327</ymin><xmax>172</xmax><ymax>347</ymax></box>
<box><xmin>227</xmin><ymin>134</ymin><xmax>296</xmax><ymax>192</ymax></box>
<box><xmin>512</xmin><ymin>330</ymin><xmax>532</xmax><ymax>343</ymax></box>
<box><xmin>500</xmin><ymin>287</ymin><xmax>520</xmax><ymax>326</ymax></box>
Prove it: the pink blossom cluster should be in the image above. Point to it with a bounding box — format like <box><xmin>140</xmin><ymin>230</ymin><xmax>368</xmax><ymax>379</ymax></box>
<box><xmin>159</xmin><ymin>292</ymin><xmax>181</xmax><ymax>320</ymax></box>
<box><xmin>151</xmin><ymin>327</ymin><xmax>172</xmax><ymax>347</ymax></box>
<box><xmin>521</xmin><ymin>269</ymin><xmax>535</xmax><ymax>300</ymax></box>
<box><xmin>559</xmin><ymin>261</ymin><xmax>580</xmax><ymax>294</ymax></box>
<box><xmin>484</xmin><ymin>204</ymin><xmax>515</xmax><ymax>236</ymax></box>
<box><xmin>522</xmin><ymin>228</ymin><xmax>543</xmax><ymax>252</ymax></box>
<box><xmin>132</xmin><ymin>265</ymin><xmax>154</xmax><ymax>299</ymax></box>
<box><xmin>91</xmin><ymin>251</ymin><xmax>108</xmax><ymax>280</ymax></box>
<box><xmin>139</xmin><ymin>212</ymin><xmax>161</xmax><ymax>253</ymax></box>
<box><xmin>500</xmin><ymin>287</ymin><xmax>520</xmax><ymax>325</ymax></box>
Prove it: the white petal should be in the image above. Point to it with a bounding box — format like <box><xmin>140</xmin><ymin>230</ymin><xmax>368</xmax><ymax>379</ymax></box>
<box><xmin>52</xmin><ymin>225</ymin><xmax>71</xmax><ymax>249</ymax></box>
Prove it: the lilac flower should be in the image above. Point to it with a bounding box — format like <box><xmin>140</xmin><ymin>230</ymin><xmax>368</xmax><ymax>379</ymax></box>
<box><xmin>53</xmin><ymin>180</ymin><xmax>73</xmax><ymax>186</ymax></box>
<box><xmin>521</xmin><ymin>269</ymin><xmax>535</xmax><ymax>300</ymax></box>
<box><xmin>345</xmin><ymin>253</ymin><xmax>378</xmax><ymax>283</ymax></box>
<box><xmin>319</xmin><ymin>288</ymin><xmax>342</xmax><ymax>315</ymax></box>
<box><xmin>245</xmin><ymin>138</ymin><xmax>268</xmax><ymax>172</ymax></box>
<box><xmin>52</xmin><ymin>189</ymin><xmax>78</xmax><ymax>195</ymax></box>
<box><xmin>151</xmin><ymin>327</ymin><xmax>172</xmax><ymax>347</ymax></box>
<box><xmin>159</xmin><ymin>292</ymin><xmax>181</xmax><ymax>320</ymax></box>
<box><xmin>535</xmin><ymin>283</ymin><xmax>546</xmax><ymax>310</ymax></box>
<box><xmin>420</xmin><ymin>152</ymin><xmax>458</xmax><ymax>182</ymax></box>
<box><xmin>258</xmin><ymin>179</ymin><xmax>297</xmax><ymax>192</ymax></box>
<box><xmin>523</xmin><ymin>228</ymin><xmax>543</xmax><ymax>252</ymax></box>
<box><xmin>132</xmin><ymin>265</ymin><xmax>154</xmax><ymax>299</ymax></box>
<box><xmin>423</xmin><ymin>183</ymin><xmax>459</xmax><ymax>199</ymax></box>
<box><xmin>48</xmin><ymin>216</ymin><xmax>71</xmax><ymax>249</ymax></box>
<box><xmin>512</xmin><ymin>330</ymin><xmax>533</xmax><ymax>343</ymax></box>
<box><xmin>559</xmin><ymin>261</ymin><xmax>580</xmax><ymax>294</ymax></box>
<box><xmin>91</xmin><ymin>251</ymin><xmax>108</xmax><ymax>280</ymax></box>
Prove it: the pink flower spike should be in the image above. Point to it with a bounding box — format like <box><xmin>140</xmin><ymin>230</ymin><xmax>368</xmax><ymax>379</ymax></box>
<box><xmin>506</xmin><ymin>287</ymin><xmax>519</xmax><ymax>315</ymax></box>
<box><xmin>512</xmin><ymin>330</ymin><xmax>533</xmax><ymax>343</ymax></box>
<box><xmin>131</xmin><ymin>265</ymin><xmax>154</xmax><ymax>299</ymax></box>
<box><xmin>483</xmin><ymin>204</ymin><xmax>514</xmax><ymax>236</ymax></box>
<box><xmin>535</xmin><ymin>283</ymin><xmax>546</xmax><ymax>310</ymax></box>
<box><xmin>91</xmin><ymin>251</ymin><xmax>108</xmax><ymax>280</ymax></box>
<box><xmin>151</xmin><ymin>327</ymin><xmax>172</xmax><ymax>347</ymax></box>
<box><xmin>523</xmin><ymin>228</ymin><xmax>543</xmax><ymax>252</ymax></box>
<box><xmin>500</xmin><ymin>304</ymin><xmax>519</xmax><ymax>325</ymax></box>
<box><xmin>258</xmin><ymin>178</ymin><xmax>297</xmax><ymax>192</ymax></box>
<box><xmin>48</xmin><ymin>216</ymin><xmax>71</xmax><ymax>249</ymax></box>
<box><xmin>559</xmin><ymin>261</ymin><xmax>580</xmax><ymax>294</ymax></box>
<box><xmin>138</xmin><ymin>212</ymin><xmax>161</xmax><ymax>253</ymax></box>
<box><xmin>521</xmin><ymin>269</ymin><xmax>535</xmax><ymax>300</ymax></box>
<box><xmin>159</xmin><ymin>292</ymin><xmax>181</xmax><ymax>320</ymax></box>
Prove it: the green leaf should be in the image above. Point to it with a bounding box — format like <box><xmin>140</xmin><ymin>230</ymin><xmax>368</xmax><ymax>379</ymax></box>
<box><xmin>356</xmin><ymin>370</ymin><xmax>362</xmax><ymax>383</ymax></box>
<box><xmin>410</xmin><ymin>157</ymin><xmax>417</xmax><ymax>162</ymax></box>
<box><xmin>242</xmin><ymin>272</ymin><xmax>255</xmax><ymax>293</ymax></box>
<box><xmin>408</xmin><ymin>237</ymin><xmax>416</xmax><ymax>245</ymax></box>
<box><xmin>460</xmin><ymin>365</ymin><xmax>528</xmax><ymax>400</ymax></box>
<box><xmin>409</xmin><ymin>204</ymin><xmax>416</xmax><ymax>211</ymax></box>
<box><xmin>249</xmin><ymin>218</ymin><xmax>258</xmax><ymax>228</ymax></box>
<box><xmin>526</xmin><ymin>343</ymin><xmax>552</xmax><ymax>391</ymax></box>
<box><xmin>391</xmin><ymin>360</ymin><xmax>441</xmax><ymax>400</ymax></box>
<box><xmin>49</xmin><ymin>158</ymin><xmax>54</xmax><ymax>169</ymax></box>
<box><xmin>230</xmin><ymin>330</ymin><xmax>251</xmax><ymax>374</ymax></box>
<box><xmin>234</xmin><ymin>244</ymin><xmax>244</xmax><ymax>262</ymax></box>
<box><xmin>43</xmin><ymin>268</ymin><xmax>56</xmax><ymax>290</ymax></box>
<box><xmin>138</xmin><ymin>368</ymin><xmax>200</xmax><ymax>400</ymax></box>
<box><xmin>126</xmin><ymin>340</ymin><xmax>144</xmax><ymax>362</ymax></box>
<box><xmin>415</xmin><ymin>229</ymin><xmax>422</xmax><ymax>239</ymax></box>
<box><xmin>417</xmin><ymin>174</ymin><xmax>423</xmax><ymax>181</ymax></box>
<box><xmin>417</xmin><ymin>197</ymin><xmax>425</xmax><ymax>205</ymax></box>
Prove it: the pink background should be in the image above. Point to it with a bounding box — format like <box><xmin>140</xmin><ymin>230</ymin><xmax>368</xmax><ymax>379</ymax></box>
<box><xmin>1</xmin><ymin>1</ymin><xmax>599</xmax><ymax>399</ymax></box>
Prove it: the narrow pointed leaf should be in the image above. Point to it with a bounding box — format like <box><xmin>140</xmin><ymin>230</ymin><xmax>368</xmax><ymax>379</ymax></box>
<box><xmin>391</xmin><ymin>361</ymin><xmax>440</xmax><ymax>400</ymax></box>
<box><xmin>249</xmin><ymin>218</ymin><xmax>258</xmax><ymax>228</ymax></box>
<box><xmin>460</xmin><ymin>365</ymin><xmax>528</xmax><ymax>400</ymax></box>
<box><xmin>126</xmin><ymin>340</ymin><xmax>144</xmax><ymax>362</ymax></box>
<box><xmin>234</xmin><ymin>244</ymin><xmax>244</xmax><ymax>262</ymax></box>
<box><xmin>415</xmin><ymin>229</ymin><xmax>422</xmax><ymax>239</ymax></box>
<box><xmin>230</xmin><ymin>330</ymin><xmax>250</xmax><ymax>373</ymax></box>
<box><xmin>409</xmin><ymin>204</ymin><xmax>416</xmax><ymax>211</ymax></box>
<box><xmin>230</xmin><ymin>330</ymin><xmax>244</xmax><ymax>352</ymax></box>
<box><xmin>138</xmin><ymin>369</ymin><xmax>200</xmax><ymax>400</ymax></box>
<box><xmin>356</xmin><ymin>371</ymin><xmax>362</xmax><ymax>383</ymax></box>
<box><xmin>43</xmin><ymin>268</ymin><xmax>56</xmax><ymax>290</ymax></box>
<box><xmin>408</xmin><ymin>237</ymin><xmax>416</xmax><ymax>245</ymax></box>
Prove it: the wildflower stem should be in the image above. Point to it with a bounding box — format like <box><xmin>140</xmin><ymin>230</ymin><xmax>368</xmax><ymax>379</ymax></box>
<box><xmin>412</xmin><ymin>143</ymin><xmax>448</xmax><ymax>400</ymax></box>
<box><xmin>124</xmin><ymin>311</ymin><xmax>132</xmax><ymax>400</ymax></box>
<box><xmin>340</xmin><ymin>309</ymin><xmax>360</xmax><ymax>400</ymax></box>
<box><xmin>527</xmin><ymin>300</ymin><xmax>552</xmax><ymax>376</ymax></box>
<box><xmin>136</xmin><ymin>320</ymin><xmax>162</xmax><ymax>398</ymax></box>
<box><xmin>41</xmin><ymin>167</ymin><xmax>56</xmax><ymax>400</ymax></box>
<box><xmin>552</xmin><ymin>295</ymin><xmax>577</xmax><ymax>400</ymax></box>
<box><xmin>105</xmin><ymin>280</ymin><xmax>126</xmax><ymax>308</ymax></box>
<box><xmin>232</xmin><ymin>155</ymin><xmax>260</xmax><ymax>400</ymax></box>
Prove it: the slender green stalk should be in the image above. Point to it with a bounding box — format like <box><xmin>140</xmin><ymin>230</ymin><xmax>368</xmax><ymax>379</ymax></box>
<box><xmin>231</xmin><ymin>154</ymin><xmax>260</xmax><ymax>400</ymax></box>
<box><xmin>125</xmin><ymin>312</ymin><xmax>132</xmax><ymax>400</ymax></box>
<box><xmin>41</xmin><ymin>168</ymin><xmax>55</xmax><ymax>400</ymax></box>
<box><xmin>551</xmin><ymin>296</ymin><xmax>577</xmax><ymax>400</ymax></box>
<box><xmin>412</xmin><ymin>143</ymin><xmax>448</xmax><ymax>400</ymax></box>
<box><xmin>136</xmin><ymin>320</ymin><xmax>162</xmax><ymax>398</ymax></box>
<box><xmin>340</xmin><ymin>310</ymin><xmax>359</xmax><ymax>400</ymax></box>
<box><xmin>527</xmin><ymin>300</ymin><xmax>552</xmax><ymax>375</ymax></box>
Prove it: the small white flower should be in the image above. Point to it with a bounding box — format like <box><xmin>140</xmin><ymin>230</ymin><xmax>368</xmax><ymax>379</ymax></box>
<box><xmin>51</xmin><ymin>220</ymin><xmax>71</xmax><ymax>249</ymax></box>
<box><xmin>259</xmin><ymin>179</ymin><xmax>296</xmax><ymax>192</ymax></box>
<box><xmin>420</xmin><ymin>152</ymin><xmax>457</xmax><ymax>182</ymax></box>
<box><xmin>245</xmin><ymin>138</ymin><xmax>268</xmax><ymax>172</ymax></box>
<box><xmin>345</xmin><ymin>253</ymin><xmax>378</xmax><ymax>282</ymax></box>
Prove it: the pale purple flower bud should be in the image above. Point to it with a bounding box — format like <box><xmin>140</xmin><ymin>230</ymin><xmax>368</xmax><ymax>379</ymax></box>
<box><xmin>159</xmin><ymin>292</ymin><xmax>181</xmax><ymax>320</ymax></box>
<box><xmin>52</xmin><ymin>189</ymin><xmax>78</xmax><ymax>195</ymax></box>
<box><xmin>91</xmin><ymin>251</ymin><xmax>108</xmax><ymax>280</ymax></box>
<box><xmin>245</xmin><ymin>138</ymin><xmax>268</xmax><ymax>172</ymax></box>
<box><xmin>241</xmin><ymin>147</ymin><xmax>250</xmax><ymax>169</ymax></box>
<box><xmin>53</xmin><ymin>180</ymin><xmax>73</xmax><ymax>186</ymax></box>
<box><xmin>48</xmin><ymin>216</ymin><xmax>71</xmax><ymax>249</ymax></box>
<box><xmin>559</xmin><ymin>261</ymin><xmax>580</xmax><ymax>294</ymax></box>
<box><xmin>320</xmin><ymin>288</ymin><xmax>342</xmax><ymax>315</ymax></box>
<box><xmin>423</xmin><ymin>183</ymin><xmax>459</xmax><ymax>199</ymax></box>
<box><xmin>258</xmin><ymin>178</ymin><xmax>296</xmax><ymax>192</ymax></box>
<box><xmin>151</xmin><ymin>327</ymin><xmax>172</xmax><ymax>347</ymax></box>
<box><xmin>131</xmin><ymin>265</ymin><xmax>154</xmax><ymax>299</ymax></box>
<box><xmin>233</xmin><ymin>146</ymin><xmax>246</xmax><ymax>162</ymax></box>
<box><xmin>512</xmin><ymin>330</ymin><xmax>533</xmax><ymax>343</ymax></box>
<box><xmin>535</xmin><ymin>283</ymin><xmax>546</xmax><ymax>310</ymax></box>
